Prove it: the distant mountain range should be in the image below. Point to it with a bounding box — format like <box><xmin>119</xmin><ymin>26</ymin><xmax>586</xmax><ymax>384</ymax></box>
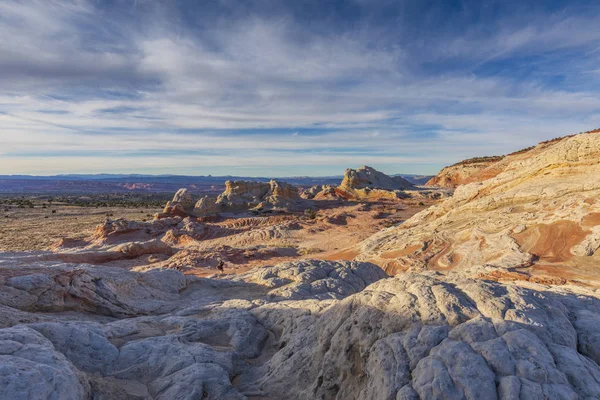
<box><xmin>0</xmin><ymin>174</ymin><xmax>432</xmax><ymax>194</ymax></box>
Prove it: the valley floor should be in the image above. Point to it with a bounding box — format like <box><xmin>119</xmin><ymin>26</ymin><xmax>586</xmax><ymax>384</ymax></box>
<box><xmin>1</xmin><ymin>196</ymin><xmax>431</xmax><ymax>275</ymax></box>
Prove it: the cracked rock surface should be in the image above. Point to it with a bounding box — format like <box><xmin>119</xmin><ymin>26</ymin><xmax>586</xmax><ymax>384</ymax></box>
<box><xmin>1</xmin><ymin>254</ymin><xmax>600</xmax><ymax>399</ymax></box>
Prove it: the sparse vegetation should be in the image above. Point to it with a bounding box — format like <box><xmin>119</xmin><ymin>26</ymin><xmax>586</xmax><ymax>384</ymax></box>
<box><xmin>297</xmin><ymin>247</ymin><xmax>323</xmax><ymax>256</ymax></box>
<box><xmin>0</xmin><ymin>193</ymin><xmax>165</xmax><ymax>251</ymax></box>
<box><xmin>451</xmin><ymin>155</ymin><xmax>504</xmax><ymax>167</ymax></box>
<box><xmin>507</xmin><ymin>146</ymin><xmax>535</xmax><ymax>156</ymax></box>
<box><xmin>304</xmin><ymin>208</ymin><xmax>317</xmax><ymax>220</ymax></box>
<box><xmin>0</xmin><ymin>192</ymin><xmax>172</xmax><ymax>209</ymax></box>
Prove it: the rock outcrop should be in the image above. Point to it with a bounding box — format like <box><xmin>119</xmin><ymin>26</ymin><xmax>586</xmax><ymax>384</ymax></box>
<box><xmin>307</xmin><ymin>166</ymin><xmax>416</xmax><ymax>201</ymax></box>
<box><xmin>162</xmin><ymin>180</ymin><xmax>304</xmax><ymax>217</ymax></box>
<box><xmin>256</xmin><ymin>272</ymin><xmax>600</xmax><ymax>400</ymax></box>
<box><xmin>425</xmin><ymin>156</ymin><xmax>504</xmax><ymax>188</ymax></box>
<box><xmin>341</xmin><ymin>165</ymin><xmax>415</xmax><ymax>192</ymax></box>
<box><xmin>236</xmin><ymin>259</ymin><xmax>387</xmax><ymax>300</ymax></box>
<box><xmin>0</xmin><ymin>325</ymin><xmax>91</xmax><ymax>399</ymax></box>
<box><xmin>0</xmin><ymin>260</ymin><xmax>185</xmax><ymax>318</ymax></box>
<box><xmin>3</xmin><ymin>254</ymin><xmax>600</xmax><ymax>400</ymax></box>
<box><xmin>357</xmin><ymin>130</ymin><xmax>600</xmax><ymax>283</ymax></box>
<box><xmin>163</xmin><ymin>188</ymin><xmax>195</xmax><ymax>217</ymax></box>
<box><xmin>214</xmin><ymin>179</ymin><xmax>301</xmax><ymax>213</ymax></box>
<box><xmin>0</xmin><ymin>258</ymin><xmax>390</xmax><ymax>399</ymax></box>
<box><xmin>301</xmin><ymin>184</ymin><xmax>337</xmax><ymax>200</ymax></box>
<box><xmin>425</xmin><ymin>130</ymin><xmax>600</xmax><ymax>189</ymax></box>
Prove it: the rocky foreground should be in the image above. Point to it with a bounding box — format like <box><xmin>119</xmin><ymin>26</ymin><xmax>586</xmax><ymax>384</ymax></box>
<box><xmin>2</xmin><ymin>254</ymin><xmax>600</xmax><ymax>399</ymax></box>
<box><xmin>2</xmin><ymin>131</ymin><xmax>600</xmax><ymax>399</ymax></box>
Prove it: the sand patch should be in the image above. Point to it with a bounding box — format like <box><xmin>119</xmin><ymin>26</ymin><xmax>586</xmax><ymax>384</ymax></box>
<box><xmin>324</xmin><ymin>248</ymin><xmax>360</xmax><ymax>261</ymax></box>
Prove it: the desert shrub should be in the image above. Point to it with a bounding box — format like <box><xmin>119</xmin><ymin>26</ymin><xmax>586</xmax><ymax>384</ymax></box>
<box><xmin>305</xmin><ymin>208</ymin><xmax>317</xmax><ymax>220</ymax></box>
<box><xmin>452</xmin><ymin>155</ymin><xmax>504</xmax><ymax>167</ymax></box>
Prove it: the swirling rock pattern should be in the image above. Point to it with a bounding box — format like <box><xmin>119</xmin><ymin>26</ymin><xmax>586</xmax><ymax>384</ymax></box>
<box><xmin>1</xmin><ymin>256</ymin><xmax>599</xmax><ymax>399</ymax></box>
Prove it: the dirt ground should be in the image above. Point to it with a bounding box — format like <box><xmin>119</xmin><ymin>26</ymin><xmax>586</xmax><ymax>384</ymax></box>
<box><xmin>0</xmin><ymin>204</ymin><xmax>162</xmax><ymax>251</ymax></box>
<box><xmin>0</xmin><ymin>196</ymin><xmax>433</xmax><ymax>280</ymax></box>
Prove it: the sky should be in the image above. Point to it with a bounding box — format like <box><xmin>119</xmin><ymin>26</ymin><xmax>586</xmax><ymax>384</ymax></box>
<box><xmin>1</xmin><ymin>0</ymin><xmax>600</xmax><ymax>177</ymax></box>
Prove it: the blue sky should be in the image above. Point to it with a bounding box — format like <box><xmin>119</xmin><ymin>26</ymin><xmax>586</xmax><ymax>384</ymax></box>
<box><xmin>1</xmin><ymin>0</ymin><xmax>599</xmax><ymax>176</ymax></box>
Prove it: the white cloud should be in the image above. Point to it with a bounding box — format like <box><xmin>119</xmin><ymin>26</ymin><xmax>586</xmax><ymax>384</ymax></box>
<box><xmin>0</xmin><ymin>0</ymin><xmax>599</xmax><ymax>175</ymax></box>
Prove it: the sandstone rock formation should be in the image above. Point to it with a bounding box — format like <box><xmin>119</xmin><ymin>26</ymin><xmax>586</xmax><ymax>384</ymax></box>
<box><xmin>306</xmin><ymin>166</ymin><xmax>417</xmax><ymax>201</ymax></box>
<box><xmin>0</xmin><ymin>260</ymin><xmax>185</xmax><ymax>318</ymax></box>
<box><xmin>214</xmin><ymin>179</ymin><xmax>302</xmax><ymax>213</ymax></box>
<box><xmin>341</xmin><ymin>165</ymin><xmax>415</xmax><ymax>191</ymax></box>
<box><xmin>2</xmin><ymin>255</ymin><xmax>600</xmax><ymax>399</ymax></box>
<box><xmin>255</xmin><ymin>272</ymin><xmax>600</xmax><ymax>400</ymax></box>
<box><xmin>48</xmin><ymin>197</ymin><xmax>402</xmax><ymax>274</ymax></box>
<box><xmin>5</xmin><ymin>129</ymin><xmax>600</xmax><ymax>399</ymax></box>
<box><xmin>162</xmin><ymin>180</ymin><xmax>304</xmax><ymax>217</ymax></box>
<box><xmin>425</xmin><ymin>129</ymin><xmax>600</xmax><ymax>189</ymax></box>
<box><xmin>301</xmin><ymin>184</ymin><xmax>336</xmax><ymax>199</ymax></box>
<box><xmin>425</xmin><ymin>156</ymin><xmax>504</xmax><ymax>188</ymax></box>
<box><xmin>358</xmin><ymin>130</ymin><xmax>600</xmax><ymax>284</ymax></box>
<box><xmin>0</xmin><ymin>258</ymin><xmax>388</xmax><ymax>399</ymax></box>
<box><xmin>163</xmin><ymin>188</ymin><xmax>195</xmax><ymax>216</ymax></box>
